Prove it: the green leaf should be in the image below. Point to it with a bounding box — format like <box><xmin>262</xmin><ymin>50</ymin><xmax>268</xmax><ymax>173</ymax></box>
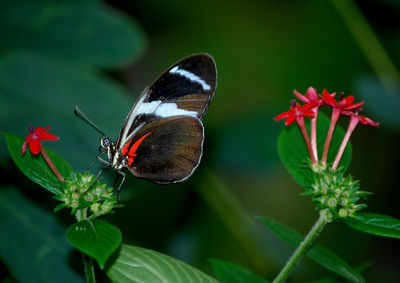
<box><xmin>210</xmin><ymin>259</ymin><xmax>270</xmax><ymax>283</ymax></box>
<box><xmin>66</xmin><ymin>219</ymin><xmax>122</xmax><ymax>269</ymax></box>
<box><xmin>0</xmin><ymin>0</ymin><xmax>146</xmax><ymax>67</ymax></box>
<box><xmin>0</xmin><ymin>188</ymin><xmax>83</xmax><ymax>283</ymax></box>
<box><xmin>260</xmin><ymin>217</ymin><xmax>364</xmax><ymax>283</ymax></box>
<box><xmin>106</xmin><ymin>244</ymin><xmax>218</xmax><ymax>283</ymax></box>
<box><xmin>0</xmin><ymin>51</ymin><xmax>134</xmax><ymax>171</ymax></box>
<box><xmin>343</xmin><ymin>213</ymin><xmax>400</xmax><ymax>239</ymax></box>
<box><xmin>4</xmin><ymin>131</ymin><xmax>74</xmax><ymax>194</ymax></box>
<box><xmin>277</xmin><ymin>112</ymin><xmax>352</xmax><ymax>189</ymax></box>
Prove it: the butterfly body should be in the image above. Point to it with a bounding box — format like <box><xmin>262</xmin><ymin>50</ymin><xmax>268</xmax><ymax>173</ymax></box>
<box><xmin>86</xmin><ymin>54</ymin><xmax>217</xmax><ymax>189</ymax></box>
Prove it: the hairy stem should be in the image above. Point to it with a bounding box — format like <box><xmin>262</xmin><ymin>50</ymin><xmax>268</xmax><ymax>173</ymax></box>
<box><xmin>272</xmin><ymin>210</ymin><xmax>329</xmax><ymax>283</ymax></box>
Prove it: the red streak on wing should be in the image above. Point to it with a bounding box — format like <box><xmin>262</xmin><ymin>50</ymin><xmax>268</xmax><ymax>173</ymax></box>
<box><xmin>123</xmin><ymin>132</ymin><xmax>152</xmax><ymax>166</ymax></box>
<box><xmin>121</xmin><ymin>140</ymin><xmax>132</xmax><ymax>156</ymax></box>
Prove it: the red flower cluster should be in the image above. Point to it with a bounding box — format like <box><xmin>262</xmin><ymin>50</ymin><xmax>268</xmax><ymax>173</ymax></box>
<box><xmin>275</xmin><ymin>87</ymin><xmax>378</xmax><ymax>170</ymax></box>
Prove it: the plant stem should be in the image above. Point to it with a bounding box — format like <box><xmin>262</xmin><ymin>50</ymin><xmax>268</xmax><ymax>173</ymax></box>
<box><xmin>332</xmin><ymin>116</ymin><xmax>359</xmax><ymax>171</ymax></box>
<box><xmin>310</xmin><ymin>108</ymin><xmax>319</xmax><ymax>164</ymax></box>
<box><xmin>83</xmin><ymin>254</ymin><xmax>96</xmax><ymax>283</ymax></box>
<box><xmin>40</xmin><ymin>148</ymin><xmax>64</xmax><ymax>182</ymax></box>
<box><xmin>321</xmin><ymin>108</ymin><xmax>340</xmax><ymax>166</ymax></box>
<box><xmin>76</xmin><ymin>209</ymin><xmax>96</xmax><ymax>282</ymax></box>
<box><xmin>297</xmin><ymin>118</ymin><xmax>317</xmax><ymax>166</ymax></box>
<box><xmin>272</xmin><ymin>210</ymin><xmax>328</xmax><ymax>283</ymax></box>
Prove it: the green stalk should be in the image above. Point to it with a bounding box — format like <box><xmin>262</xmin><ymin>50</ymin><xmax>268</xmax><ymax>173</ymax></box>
<box><xmin>83</xmin><ymin>255</ymin><xmax>96</xmax><ymax>283</ymax></box>
<box><xmin>272</xmin><ymin>210</ymin><xmax>329</xmax><ymax>283</ymax></box>
<box><xmin>331</xmin><ymin>0</ymin><xmax>400</xmax><ymax>87</ymax></box>
<box><xmin>76</xmin><ymin>208</ymin><xmax>96</xmax><ymax>283</ymax></box>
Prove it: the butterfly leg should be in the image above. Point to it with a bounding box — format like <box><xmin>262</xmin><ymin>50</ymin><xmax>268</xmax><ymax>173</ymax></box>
<box><xmin>87</xmin><ymin>156</ymin><xmax>109</xmax><ymax>172</ymax></box>
<box><xmin>114</xmin><ymin>170</ymin><xmax>126</xmax><ymax>207</ymax></box>
<box><xmin>90</xmin><ymin>164</ymin><xmax>111</xmax><ymax>189</ymax></box>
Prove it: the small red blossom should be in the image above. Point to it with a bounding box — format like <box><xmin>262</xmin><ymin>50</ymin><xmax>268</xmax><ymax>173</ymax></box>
<box><xmin>342</xmin><ymin>110</ymin><xmax>379</xmax><ymax>127</ymax></box>
<box><xmin>294</xmin><ymin>87</ymin><xmax>336</xmax><ymax>107</ymax></box>
<box><xmin>321</xmin><ymin>90</ymin><xmax>364</xmax><ymax>110</ymax></box>
<box><xmin>274</xmin><ymin>101</ymin><xmax>317</xmax><ymax>126</ymax></box>
<box><xmin>22</xmin><ymin>125</ymin><xmax>59</xmax><ymax>155</ymax></box>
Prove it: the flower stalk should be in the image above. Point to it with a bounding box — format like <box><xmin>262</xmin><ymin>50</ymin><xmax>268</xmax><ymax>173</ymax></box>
<box><xmin>297</xmin><ymin>117</ymin><xmax>316</xmax><ymax>166</ymax></box>
<box><xmin>332</xmin><ymin>109</ymin><xmax>379</xmax><ymax>171</ymax></box>
<box><xmin>272</xmin><ymin>210</ymin><xmax>329</xmax><ymax>283</ymax></box>
<box><xmin>310</xmin><ymin>107</ymin><xmax>319</xmax><ymax>164</ymax></box>
<box><xmin>321</xmin><ymin>107</ymin><xmax>341</xmax><ymax>166</ymax></box>
<box><xmin>40</xmin><ymin>147</ymin><xmax>64</xmax><ymax>181</ymax></box>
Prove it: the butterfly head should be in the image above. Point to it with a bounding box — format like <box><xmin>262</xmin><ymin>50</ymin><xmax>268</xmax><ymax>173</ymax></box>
<box><xmin>100</xmin><ymin>136</ymin><xmax>116</xmax><ymax>160</ymax></box>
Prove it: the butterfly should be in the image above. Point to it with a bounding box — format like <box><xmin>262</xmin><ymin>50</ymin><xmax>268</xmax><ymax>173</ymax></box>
<box><xmin>75</xmin><ymin>54</ymin><xmax>217</xmax><ymax>197</ymax></box>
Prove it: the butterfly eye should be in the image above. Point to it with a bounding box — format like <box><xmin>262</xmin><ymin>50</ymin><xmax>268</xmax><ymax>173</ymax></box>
<box><xmin>101</xmin><ymin>137</ymin><xmax>111</xmax><ymax>148</ymax></box>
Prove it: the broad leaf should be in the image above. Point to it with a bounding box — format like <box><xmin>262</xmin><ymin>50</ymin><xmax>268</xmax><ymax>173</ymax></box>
<box><xmin>343</xmin><ymin>213</ymin><xmax>400</xmax><ymax>239</ymax></box>
<box><xmin>106</xmin><ymin>244</ymin><xmax>218</xmax><ymax>283</ymax></box>
<box><xmin>66</xmin><ymin>219</ymin><xmax>122</xmax><ymax>269</ymax></box>
<box><xmin>4</xmin><ymin>131</ymin><xmax>74</xmax><ymax>194</ymax></box>
<box><xmin>210</xmin><ymin>259</ymin><xmax>270</xmax><ymax>283</ymax></box>
<box><xmin>0</xmin><ymin>0</ymin><xmax>146</xmax><ymax>67</ymax></box>
<box><xmin>277</xmin><ymin>112</ymin><xmax>352</xmax><ymax>189</ymax></box>
<box><xmin>0</xmin><ymin>51</ymin><xmax>134</xmax><ymax>171</ymax></box>
<box><xmin>0</xmin><ymin>188</ymin><xmax>83</xmax><ymax>283</ymax></box>
<box><xmin>260</xmin><ymin>217</ymin><xmax>364</xmax><ymax>283</ymax></box>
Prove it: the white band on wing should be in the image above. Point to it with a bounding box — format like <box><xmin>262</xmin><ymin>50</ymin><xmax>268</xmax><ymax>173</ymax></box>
<box><xmin>137</xmin><ymin>100</ymin><xmax>198</xmax><ymax>117</ymax></box>
<box><xmin>169</xmin><ymin>66</ymin><xmax>211</xmax><ymax>91</ymax></box>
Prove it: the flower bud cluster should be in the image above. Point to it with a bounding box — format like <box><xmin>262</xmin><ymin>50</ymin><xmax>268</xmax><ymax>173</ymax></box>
<box><xmin>303</xmin><ymin>168</ymin><xmax>370</xmax><ymax>222</ymax></box>
<box><xmin>54</xmin><ymin>172</ymin><xmax>117</xmax><ymax>219</ymax></box>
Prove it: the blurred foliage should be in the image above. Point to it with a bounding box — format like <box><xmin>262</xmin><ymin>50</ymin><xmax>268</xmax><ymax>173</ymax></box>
<box><xmin>1</xmin><ymin>0</ymin><xmax>400</xmax><ymax>282</ymax></box>
<box><xmin>0</xmin><ymin>189</ymin><xmax>83</xmax><ymax>283</ymax></box>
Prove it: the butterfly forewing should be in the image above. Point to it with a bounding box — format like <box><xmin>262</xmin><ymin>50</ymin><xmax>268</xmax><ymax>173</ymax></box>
<box><xmin>117</xmin><ymin>54</ymin><xmax>216</xmax><ymax>149</ymax></box>
<box><xmin>147</xmin><ymin>54</ymin><xmax>217</xmax><ymax>119</ymax></box>
<box><xmin>125</xmin><ymin>116</ymin><xmax>204</xmax><ymax>184</ymax></box>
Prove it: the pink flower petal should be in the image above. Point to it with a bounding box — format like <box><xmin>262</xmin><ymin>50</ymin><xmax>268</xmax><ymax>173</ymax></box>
<box><xmin>293</xmin><ymin>89</ymin><xmax>309</xmax><ymax>103</ymax></box>
<box><xmin>306</xmin><ymin>87</ymin><xmax>318</xmax><ymax>102</ymax></box>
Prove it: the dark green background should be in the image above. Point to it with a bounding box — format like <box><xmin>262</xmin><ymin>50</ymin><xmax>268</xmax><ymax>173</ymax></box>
<box><xmin>1</xmin><ymin>0</ymin><xmax>399</xmax><ymax>282</ymax></box>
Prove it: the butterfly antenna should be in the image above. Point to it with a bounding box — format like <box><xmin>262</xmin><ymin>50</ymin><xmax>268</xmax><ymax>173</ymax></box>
<box><xmin>74</xmin><ymin>106</ymin><xmax>107</xmax><ymax>136</ymax></box>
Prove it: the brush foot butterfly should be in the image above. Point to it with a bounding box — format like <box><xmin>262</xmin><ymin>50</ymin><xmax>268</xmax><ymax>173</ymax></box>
<box><xmin>75</xmin><ymin>54</ymin><xmax>217</xmax><ymax>199</ymax></box>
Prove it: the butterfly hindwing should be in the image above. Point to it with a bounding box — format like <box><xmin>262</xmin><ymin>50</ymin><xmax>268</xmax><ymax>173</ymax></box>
<box><xmin>117</xmin><ymin>54</ymin><xmax>216</xmax><ymax>148</ymax></box>
<box><xmin>125</xmin><ymin>115</ymin><xmax>204</xmax><ymax>184</ymax></box>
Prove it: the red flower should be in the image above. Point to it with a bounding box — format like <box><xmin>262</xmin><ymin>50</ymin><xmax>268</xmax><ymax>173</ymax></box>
<box><xmin>342</xmin><ymin>110</ymin><xmax>379</xmax><ymax>127</ymax></box>
<box><xmin>294</xmin><ymin>87</ymin><xmax>336</xmax><ymax>106</ymax></box>
<box><xmin>22</xmin><ymin>125</ymin><xmax>59</xmax><ymax>155</ymax></box>
<box><xmin>274</xmin><ymin>101</ymin><xmax>317</xmax><ymax>126</ymax></box>
<box><xmin>321</xmin><ymin>90</ymin><xmax>364</xmax><ymax>110</ymax></box>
